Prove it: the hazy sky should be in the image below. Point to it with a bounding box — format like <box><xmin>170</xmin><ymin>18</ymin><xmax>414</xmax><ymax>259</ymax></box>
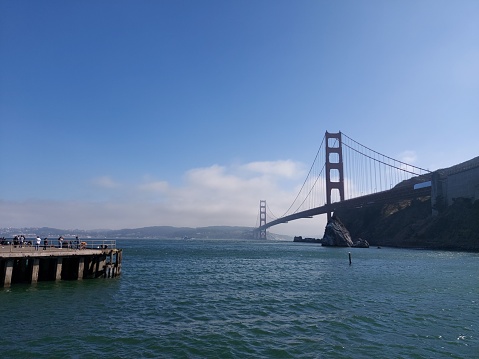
<box><xmin>1</xmin><ymin>0</ymin><xmax>478</xmax><ymax>237</ymax></box>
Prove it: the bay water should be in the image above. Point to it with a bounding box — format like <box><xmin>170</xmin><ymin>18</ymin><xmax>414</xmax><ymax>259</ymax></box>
<box><xmin>1</xmin><ymin>239</ymin><xmax>477</xmax><ymax>358</ymax></box>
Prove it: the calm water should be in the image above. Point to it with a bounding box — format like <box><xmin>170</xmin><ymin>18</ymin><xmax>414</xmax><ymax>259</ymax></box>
<box><xmin>1</xmin><ymin>239</ymin><xmax>477</xmax><ymax>358</ymax></box>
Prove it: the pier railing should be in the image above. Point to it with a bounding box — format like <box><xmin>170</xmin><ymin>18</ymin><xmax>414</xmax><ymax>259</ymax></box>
<box><xmin>0</xmin><ymin>239</ymin><xmax>117</xmax><ymax>253</ymax></box>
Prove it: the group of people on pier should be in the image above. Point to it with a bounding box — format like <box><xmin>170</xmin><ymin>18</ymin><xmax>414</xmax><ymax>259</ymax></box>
<box><xmin>0</xmin><ymin>235</ymin><xmax>84</xmax><ymax>250</ymax></box>
<box><xmin>1</xmin><ymin>235</ymin><xmax>32</xmax><ymax>247</ymax></box>
<box><xmin>56</xmin><ymin>236</ymin><xmax>83</xmax><ymax>249</ymax></box>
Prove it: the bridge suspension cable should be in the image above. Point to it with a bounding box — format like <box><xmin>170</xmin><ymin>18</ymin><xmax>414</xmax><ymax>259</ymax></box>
<box><xmin>264</xmin><ymin>131</ymin><xmax>432</xmax><ymax>226</ymax></box>
<box><xmin>341</xmin><ymin>132</ymin><xmax>430</xmax><ymax>174</ymax></box>
<box><xmin>255</xmin><ymin>200</ymin><xmax>282</xmax><ymax>227</ymax></box>
<box><xmin>266</xmin><ymin>202</ymin><xmax>279</xmax><ymax>221</ymax></box>
<box><xmin>280</xmin><ymin>134</ymin><xmax>328</xmax><ymax>218</ymax></box>
<box><xmin>341</xmin><ymin>132</ymin><xmax>430</xmax><ymax>200</ymax></box>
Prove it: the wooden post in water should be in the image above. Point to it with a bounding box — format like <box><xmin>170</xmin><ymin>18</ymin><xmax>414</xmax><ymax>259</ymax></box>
<box><xmin>77</xmin><ymin>257</ymin><xmax>85</xmax><ymax>280</ymax></box>
<box><xmin>31</xmin><ymin>258</ymin><xmax>40</xmax><ymax>283</ymax></box>
<box><xmin>117</xmin><ymin>250</ymin><xmax>122</xmax><ymax>276</ymax></box>
<box><xmin>349</xmin><ymin>252</ymin><xmax>352</xmax><ymax>265</ymax></box>
<box><xmin>55</xmin><ymin>258</ymin><xmax>63</xmax><ymax>281</ymax></box>
<box><xmin>99</xmin><ymin>256</ymin><xmax>106</xmax><ymax>276</ymax></box>
<box><xmin>3</xmin><ymin>259</ymin><xmax>14</xmax><ymax>288</ymax></box>
<box><xmin>114</xmin><ymin>250</ymin><xmax>121</xmax><ymax>276</ymax></box>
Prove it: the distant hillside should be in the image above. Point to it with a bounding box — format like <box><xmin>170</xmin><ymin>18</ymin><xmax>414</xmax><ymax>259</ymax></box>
<box><xmin>106</xmin><ymin>226</ymin><xmax>257</xmax><ymax>239</ymax></box>
<box><xmin>0</xmin><ymin>225</ymin><xmax>290</xmax><ymax>241</ymax></box>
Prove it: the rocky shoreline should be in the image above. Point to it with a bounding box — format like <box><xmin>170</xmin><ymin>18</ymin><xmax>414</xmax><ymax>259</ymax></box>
<box><xmin>294</xmin><ymin>197</ymin><xmax>479</xmax><ymax>252</ymax></box>
<box><xmin>294</xmin><ymin>215</ymin><xmax>370</xmax><ymax>248</ymax></box>
<box><xmin>335</xmin><ymin>197</ymin><xmax>479</xmax><ymax>251</ymax></box>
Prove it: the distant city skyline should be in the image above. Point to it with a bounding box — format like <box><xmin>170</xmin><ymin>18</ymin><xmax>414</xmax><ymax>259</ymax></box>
<box><xmin>1</xmin><ymin>0</ymin><xmax>478</xmax><ymax>236</ymax></box>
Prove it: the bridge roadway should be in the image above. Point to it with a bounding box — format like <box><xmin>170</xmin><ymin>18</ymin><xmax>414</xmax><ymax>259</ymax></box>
<box><xmin>257</xmin><ymin>185</ymin><xmax>431</xmax><ymax>231</ymax></box>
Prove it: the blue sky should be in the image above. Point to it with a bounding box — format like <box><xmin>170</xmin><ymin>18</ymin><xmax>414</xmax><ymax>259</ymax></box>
<box><xmin>1</xmin><ymin>0</ymin><xmax>478</xmax><ymax>237</ymax></box>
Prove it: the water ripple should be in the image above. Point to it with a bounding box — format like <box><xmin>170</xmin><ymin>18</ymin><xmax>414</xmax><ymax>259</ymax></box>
<box><xmin>1</xmin><ymin>240</ymin><xmax>477</xmax><ymax>358</ymax></box>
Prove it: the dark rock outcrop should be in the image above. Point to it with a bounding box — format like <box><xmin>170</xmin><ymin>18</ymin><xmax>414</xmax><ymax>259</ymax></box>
<box><xmin>352</xmin><ymin>238</ymin><xmax>370</xmax><ymax>248</ymax></box>
<box><xmin>321</xmin><ymin>215</ymin><xmax>354</xmax><ymax>247</ymax></box>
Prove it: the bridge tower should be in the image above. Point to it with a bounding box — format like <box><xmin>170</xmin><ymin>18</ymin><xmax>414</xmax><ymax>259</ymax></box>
<box><xmin>325</xmin><ymin>131</ymin><xmax>345</xmax><ymax>222</ymax></box>
<box><xmin>259</xmin><ymin>200</ymin><xmax>267</xmax><ymax>239</ymax></box>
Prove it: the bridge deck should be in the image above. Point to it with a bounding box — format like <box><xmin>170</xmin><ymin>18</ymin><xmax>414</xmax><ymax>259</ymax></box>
<box><xmin>258</xmin><ymin>185</ymin><xmax>431</xmax><ymax>231</ymax></box>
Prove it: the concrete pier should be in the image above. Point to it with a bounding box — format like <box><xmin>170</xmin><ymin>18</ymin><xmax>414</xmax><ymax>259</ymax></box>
<box><xmin>0</xmin><ymin>241</ymin><xmax>122</xmax><ymax>288</ymax></box>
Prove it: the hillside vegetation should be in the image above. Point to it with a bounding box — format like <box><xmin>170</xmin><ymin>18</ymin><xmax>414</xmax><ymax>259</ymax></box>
<box><xmin>336</xmin><ymin>197</ymin><xmax>479</xmax><ymax>251</ymax></box>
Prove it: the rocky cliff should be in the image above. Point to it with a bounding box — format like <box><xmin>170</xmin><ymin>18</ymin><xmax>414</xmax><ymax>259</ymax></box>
<box><xmin>335</xmin><ymin>197</ymin><xmax>479</xmax><ymax>251</ymax></box>
<box><xmin>321</xmin><ymin>215</ymin><xmax>354</xmax><ymax>247</ymax></box>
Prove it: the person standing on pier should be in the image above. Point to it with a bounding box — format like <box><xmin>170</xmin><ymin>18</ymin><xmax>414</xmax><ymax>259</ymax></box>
<box><xmin>35</xmin><ymin>236</ymin><xmax>41</xmax><ymax>250</ymax></box>
<box><xmin>58</xmin><ymin>236</ymin><xmax>64</xmax><ymax>249</ymax></box>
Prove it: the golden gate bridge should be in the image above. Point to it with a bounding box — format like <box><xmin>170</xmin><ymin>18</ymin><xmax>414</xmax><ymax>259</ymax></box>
<box><xmin>255</xmin><ymin>131</ymin><xmax>432</xmax><ymax>238</ymax></box>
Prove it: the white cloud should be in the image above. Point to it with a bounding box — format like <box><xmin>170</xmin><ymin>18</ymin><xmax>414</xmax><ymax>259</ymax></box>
<box><xmin>91</xmin><ymin>176</ymin><xmax>121</xmax><ymax>189</ymax></box>
<box><xmin>398</xmin><ymin>150</ymin><xmax>417</xmax><ymax>164</ymax></box>
<box><xmin>0</xmin><ymin>160</ymin><xmax>327</xmax><ymax>238</ymax></box>
<box><xmin>240</xmin><ymin>160</ymin><xmax>305</xmax><ymax>178</ymax></box>
<box><xmin>137</xmin><ymin>180</ymin><xmax>169</xmax><ymax>193</ymax></box>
